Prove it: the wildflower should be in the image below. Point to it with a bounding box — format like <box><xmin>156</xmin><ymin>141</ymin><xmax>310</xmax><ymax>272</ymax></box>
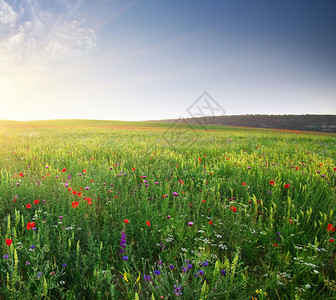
<box><xmin>62</xmin><ymin>263</ymin><xmax>67</xmax><ymax>268</ymax></box>
<box><xmin>31</xmin><ymin>245</ymin><xmax>36</xmax><ymax>249</ymax></box>
<box><xmin>37</xmin><ymin>272</ymin><xmax>43</xmax><ymax>279</ymax></box>
<box><xmin>157</xmin><ymin>260</ymin><xmax>162</xmax><ymax>265</ymax></box>
<box><xmin>72</xmin><ymin>201</ymin><xmax>79</xmax><ymax>208</ymax></box>
<box><xmin>198</xmin><ymin>270</ymin><xmax>204</xmax><ymax>275</ymax></box>
<box><xmin>83</xmin><ymin>169</ymin><xmax>87</xmax><ymax>173</ymax></box>
<box><xmin>208</xmin><ymin>220</ymin><xmax>213</xmax><ymax>225</ymax></box>
<box><xmin>25</xmin><ymin>261</ymin><xmax>30</xmax><ymax>265</ymax></box>
<box><xmin>187</xmin><ymin>264</ymin><xmax>193</xmax><ymax>269</ymax></box>
<box><xmin>154</xmin><ymin>270</ymin><xmax>161</xmax><ymax>275</ymax></box>
<box><xmin>33</xmin><ymin>199</ymin><xmax>39</xmax><ymax>204</ymax></box>
<box><xmin>169</xmin><ymin>264</ymin><xmax>175</xmax><ymax>269</ymax></box>
<box><xmin>5</xmin><ymin>239</ymin><xmax>12</xmax><ymax>246</ymax></box>
<box><xmin>202</xmin><ymin>261</ymin><xmax>209</xmax><ymax>267</ymax></box>
<box><xmin>62</xmin><ymin>168</ymin><xmax>67</xmax><ymax>172</ymax></box>
<box><xmin>26</xmin><ymin>204</ymin><xmax>31</xmax><ymax>209</ymax></box>
<box><xmin>230</xmin><ymin>206</ymin><xmax>237</xmax><ymax>213</ymax></box>
<box><xmin>124</xmin><ymin>219</ymin><xmax>129</xmax><ymax>224</ymax></box>
<box><xmin>144</xmin><ymin>274</ymin><xmax>151</xmax><ymax>281</ymax></box>
<box><xmin>182</xmin><ymin>266</ymin><xmax>187</xmax><ymax>272</ymax></box>
<box><xmin>27</xmin><ymin>222</ymin><xmax>35</xmax><ymax>230</ymax></box>
<box><xmin>327</xmin><ymin>224</ymin><xmax>336</xmax><ymax>232</ymax></box>
<box><xmin>174</xmin><ymin>285</ymin><xmax>182</xmax><ymax>296</ymax></box>
<box><xmin>220</xmin><ymin>270</ymin><xmax>226</xmax><ymax>275</ymax></box>
<box><xmin>173</xmin><ymin>192</ymin><xmax>178</xmax><ymax>196</ymax></box>
<box><xmin>167</xmin><ymin>215</ymin><xmax>170</xmax><ymax>219</ymax></box>
<box><xmin>270</xmin><ymin>180</ymin><xmax>275</xmax><ymax>185</ymax></box>
<box><xmin>289</xmin><ymin>219</ymin><xmax>293</xmax><ymax>224</ymax></box>
<box><xmin>242</xmin><ymin>182</ymin><xmax>247</xmax><ymax>186</ymax></box>
<box><xmin>283</xmin><ymin>184</ymin><xmax>291</xmax><ymax>189</ymax></box>
<box><xmin>273</xmin><ymin>243</ymin><xmax>278</xmax><ymax>247</ymax></box>
<box><xmin>3</xmin><ymin>254</ymin><xmax>9</xmax><ymax>259</ymax></box>
<box><xmin>85</xmin><ymin>187</ymin><xmax>89</xmax><ymax>190</ymax></box>
<box><xmin>330</xmin><ymin>238</ymin><xmax>335</xmax><ymax>243</ymax></box>
<box><xmin>120</xmin><ymin>231</ymin><xmax>126</xmax><ymax>254</ymax></box>
<box><xmin>122</xmin><ymin>256</ymin><xmax>128</xmax><ymax>260</ymax></box>
<box><xmin>146</xmin><ymin>220</ymin><xmax>151</xmax><ymax>226</ymax></box>
<box><xmin>59</xmin><ymin>216</ymin><xmax>63</xmax><ymax>219</ymax></box>
<box><xmin>188</xmin><ymin>222</ymin><xmax>194</xmax><ymax>226</ymax></box>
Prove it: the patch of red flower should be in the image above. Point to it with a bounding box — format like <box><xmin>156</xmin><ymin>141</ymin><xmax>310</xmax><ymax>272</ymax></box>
<box><xmin>208</xmin><ymin>220</ymin><xmax>213</xmax><ymax>225</ymax></box>
<box><xmin>242</xmin><ymin>182</ymin><xmax>246</xmax><ymax>186</ymax></box>
<box><xmin>72</xmin><ymin>191</ymin><xmax>77</xmax><ymax>195</ymax></box>
<box><xmin>327</xmin><ymin>224</ymin><xmax>336</xmax><ymax>232</ymax></box>
<box><xmin>330</xmin><ymin>238</ymin><xmax>335</xmax><ymax>243</ymax></box>
<box><xmin>146</xmin><ymin>220</ymin><xmax>151</xmax><ymax>226</ymax></box>
<box><xmin>289</xmin><ymin>219</ymin><xmax>293</xmax><ymax>224</ymax></box>
<box><xmin>33</xmin><ymin>199</ymin><xmax>39</xmax><ymax>204</ymax></box>
<box><xmin>202</xmin><ymin>200</ymin><xmax>205</xmax><ymax>203</ymax></box>
<box><xmin>27</xmin><ymin>222</ymin><xmax>35</xmax><ymax>230</ymax></box>
<box><xmin>283</xmin><ymin>184</ymin><xmax>291</xmax><ymax>189</ymax></box>
<box><xmin>86</xmin><ymin>198</ymin><xmax>92</xmax><ymax>205</ymax></box>
<box><xmin>198</xmin><ymin>158</ymin><xmax>201</xmax><ymax>162</ymax></box>
<box><xmin>273</xmin><ymin>243</ymin><xmax>278</xmax><ymax>247</ymax></box>
<box><xmin>5</xmin><ymin>239</ymin><xmax>12</xmax><ymax>246</ymax></box>
<box><xmin>19</xmin><ymin>173</ymin><xmax>24</xmax><ymax>177</ymax></box>
<box><xmin>132</xmin><ymin>168</ymin><xmax>136</xmax><ymax>171</ymax></box>
<box><xmin>124</xmin><ymin>219</ymin><xmax>129</xmax><ymax>224</ymax></box>
<box><xmin>26</xmin><ymin>204</ymin><xmax>31</xmax><ymax>209</ymax></box>
<box><xmin>270</xmin><ymin>180</ymin><xmax>275</xmax><ymax>185</ymax></box>
<box><xmin>83</xmin><ymin>169</ymin><xmax>87</xmax><ymax>173</ymax></box>
<box><xmin>230</xmin><ymin>206</ymin><xmax>237</xmax><ymax>213</ymax></box>
<box><xmin>72</xmin><ymin>201</ymin><xmax>79</xmax><ymax>208</ymax></box>
<box><xmin>62</xmin><ymin>168</ymin><xmax>67</xmax><ymax>172</ymax></box>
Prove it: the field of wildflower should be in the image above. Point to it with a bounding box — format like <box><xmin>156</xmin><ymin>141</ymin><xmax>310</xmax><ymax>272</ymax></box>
<box><xmin>0</xmin><ymin>120</ymin><xmax>335</xmax><ymax>299</ymax></box>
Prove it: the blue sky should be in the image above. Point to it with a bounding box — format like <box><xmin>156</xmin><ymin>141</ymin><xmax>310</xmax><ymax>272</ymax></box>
<box><xmin>0</xmin><ymin>0</ymin><xmax>335</xmax><ymax>120</ymax></box>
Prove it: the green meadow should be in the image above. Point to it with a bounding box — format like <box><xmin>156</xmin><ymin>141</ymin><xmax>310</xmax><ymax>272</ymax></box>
<box><xmin>0</xmin><ymin>120</ymin><xmax>335</xmax><ymax>299</ymax></box>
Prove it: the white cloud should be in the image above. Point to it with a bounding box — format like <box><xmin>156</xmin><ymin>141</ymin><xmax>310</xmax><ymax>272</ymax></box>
<box><xmin>0</xmin><ymin>0</ymin><xmax>96</xmax><ymax>71</ymax></box>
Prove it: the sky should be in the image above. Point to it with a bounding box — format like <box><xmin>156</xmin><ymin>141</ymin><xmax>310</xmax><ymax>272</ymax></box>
<box><xmin>0</xmin><ymin>0</ymin><xmax>335</xmax><ymax>121</ymax></box>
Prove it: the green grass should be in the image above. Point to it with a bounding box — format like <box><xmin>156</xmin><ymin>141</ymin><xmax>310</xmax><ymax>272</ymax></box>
<box><xmin>0</xmin><ymin>120</ymin><xmax>335</xmax><ymax>299</ymax></box>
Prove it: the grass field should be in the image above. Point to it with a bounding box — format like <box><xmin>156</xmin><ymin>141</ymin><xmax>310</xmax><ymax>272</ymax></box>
<box><xmin>0</xmin><ymin>120</ymin><xmax>335</xmax><ymax>299</ymax></box>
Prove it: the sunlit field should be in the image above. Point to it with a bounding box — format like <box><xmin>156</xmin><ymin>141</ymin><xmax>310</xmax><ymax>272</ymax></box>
<box><xmin>0</xmin><ymin>120</ymin><xmax>335</xmax><ymax>299</ymax></box>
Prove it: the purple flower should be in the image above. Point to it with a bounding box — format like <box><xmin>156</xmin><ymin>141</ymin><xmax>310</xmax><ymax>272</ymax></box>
<box><xmin>188</xmin><ymin>222</ymin><xmax>194</xmax><ymax>226</ymax></box>
<box><xmin>25</xmin><ymin>261</ymin><xmax>30</xmax><ymax>266</ymax></box>
<box><xmin>37</xmin><ymin>272</ymin><xmax>43</xmax><ymax>279</ymax></box>
<box><xmin>120</xmin><ymin>231</ymin><xmax>126</xmax><ymax>254</ymax></box>
<box><xmin>169</xmin><ymin>264</ymin><xmax>175</xmax><ymax>269</ymax></box>
<box><xmin>59</xmin><ymin>216</ymin><xmax>63</xmax><ymax>219</ymax></box>
<box><xmin>155</xmin><ymin>182</ymin><xmax>158</xmax><ymax>185</ymax></box>
<box><xmin>174</xmin><ymin>285</ymin><xmax>182</xmax><ymax>296</ymax></box>
<box><xmin>187</xmin><ymin>264</ymin><xmax>193</xmax><ymax>269</ymax></box>
<box><xmin>122</xmin><ymin>256</ymin><xmax>128</xmax><ymax>261</ymax></box>
<box><xmin>167</xmin><ymin>215</ymin><xmax>170</xmax><ymax>219</ymax></box>
<box><xmin>198</xmin><ymin>270</ymin><xmax>204</xmax><ymax>276</ymax></box>
<box><xmin>3</xmin><ymin>254</ymin><xmax>9</xmax><ymax>259</ymax></box>
<box><xmin>173</xmin><ymin>192</ymin><xmax>178</xmax><ymax>196</ymax></box>
<box><xmin>85</xmin><ymin>187</ymin><xmax>89</xmax><ymax>190</ymax></box>
<box><xmin>182</xmin><ymin>266</ymin><xmax>187</xmax><ymax>272</ymax></box>
<box><xmin>154</xmin><ymin>270</ymin><xmax>161</xmax><ymax>275</ymax></box>
<box><xmin>30</xmin><ymin>245</ymin><xmax>36</xmax><ymax>249</ymax></box>
<box><xmin>144</xmin><ymin>274</ymin><xmax>151</xmax><ymax>281</ymax></box>
<box><xmin>202</xmin><ymin>261</ymin><xmax>208</xmax><ymax>267</ymax></box>
<box><xmin>157</xmin><ymin>260</ymin><xmax>162</xmax><ymax>265</ymax></box>
<box><xmin>220</xmin><ymin>270</ymin><xmax>226</xmax><ymax>276</ymax></box>
<box><xmin>62</xmin><ymin>263</ymin><xmax>67</xmax><ymax>268</ymax></box>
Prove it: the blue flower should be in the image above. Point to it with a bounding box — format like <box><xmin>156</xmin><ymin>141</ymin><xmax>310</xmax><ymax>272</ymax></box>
<box><xmin>3</xmin><ymin>254</ymin><xmax>9</xmax><ymax>259</ymax></box>
<box><xmin>202</xmin><ymin>261</ymin><xmax>208</xmax><ymax>267</ymax></box>
<box><xmin>169</xmin><ymin>264</ymin><xmax>175</xmax><ymax>269</ymax></box>
<box><xmin>30</xmin><ymin>245</ymin><xmax>36</xmax><ymax>249</ymax></box>
<box><xmin>62</xmin><ymin>263</ymin><xmax>67</xmax><ymax>268</ymax></box>
<box><xmin>187</xmin><ymin>264</ymin><xmax>193</xmax><ymax>269</ymax></box>
<box><xmin>198</xmin><ymin>270</ymin><xmax>204</xmax><ymax>276</ymax></box>
<box><xmin>144</xmin><ymin>274</ymin><xmax>151</xmax><ymax>281</ymax></box>
<box><xmin>37</xmin><ymin>272</ymin><xmax>43</xmax><ymax>279</ymax></box>
<box><xmin>220</xmin><ymin>270</ymin><xmax>226</xmax><ymax>276</ymax></box>
<box><xmin>154</xmin><ymin>270</ymin><xmax>161</xmax><ymax>275</ymax></box>
<box><xmin>122</xmin><ymin>256</ymin><xmax>128</xmax><ymax>261</ymax></box>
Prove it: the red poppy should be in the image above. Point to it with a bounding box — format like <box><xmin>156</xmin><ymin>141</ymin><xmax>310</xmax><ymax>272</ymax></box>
<box><xmin>72</xmin><ymin>191</ymin><xmax>77</xmax><ymax>195</ymax></box>
<box><xmin>273</xmin><ymin>243</ymin><xmax>278</xmax><ymax>247</ymax></box>
<box><xmin>91</xmin><ymin>180</ymin><xmax>94</xmax><ymax>182</ymax></box>
<box><xmin>27</xmin><ymin>222</ymin><xmax>35</xmax><ymax>230</ymax></box>
<box><xmin>198</xmin><ymin>158</ymin><xmax>201</xmax><ymax>162</ymax></box>
<box><xmin>19</xmin><ymin>173</ymin><xmax>24</xmax><ymax>177</ymax></box>
<box><xmin>83</xmin><ymin>169</ymin><xmax>87</xmax><ymax>173</ymax></box>
<box><xmin>202</xmin><ymin>200</ymin><xmax>205</xmax><ymax>203</ymax></box>
<box><xmin>68</xmin><ymin>187</ymin><xmax>72</xmax><ymax>191</ymax></box>
<box><xmin>77</xmin><ymin>192</ymin><xmax>82</xmax><ymax>197</ymax></box>
<box><xmin>289</xmin><ymin>219</ymin><xmax>293</xmax><ymax>224</ymax></box>
<box><xmin>146</xmin><ymin>220</ymin><xmax>151</xmax><ymax>226</ymax></box>
<box><xmin>327</xmin><ymin>224</ymin><xmax>336</xmax><ymax>232</ymax></box>
<box><xmin>132</xmin><ymin>168</ymin><xmax>136</xmax><ymax>171</ymax></box>
<box><xmin>124</xmin><ymin>219</ymin><xmax>129</xmax><ymax>224</ymax></box>
<box><xmin>283</xmin><ymin>184</ymin><xmax>291</xmax><ymax>189</ymax></box>
<box><xmin>33</xmin><ymin>199</ymin><xmax>39</xmax><ymax>204</ymax></box>
<box><xmin>62</xmin><ymin>168</ymin><xmax>67</xmax><ymax>172</ymax></box>
<box><xmin>230</xmin><ymin>206</ymin><xmax>237</xmax><ymax>213</ymax></box>
<box><xmin>330</xmin><ymin>238</ymin><xmax>335</xmax><ymax>243</ymax></box>
<box><xmin>269</xmin><ymin>180</ymin><xmax>275</xmax><ymax>185</ymax></box>
<box><xmin>5</xmin><ymin>239</ymin><xmax>12</xmax><ymax>246</ymax></box>
<box><xmin>86</xmin><ymin>198</ymin><xmax>92</xmax><ymax>205</ymax></box>
<box><xmin>208</xmin><ymin>220</ymin><xmax>213</xmax><ymax>225</ymax></box>
<box><xmin>242</xmin><ymin>182</ymin><xmax>246</xmax><ymax>186</ymax></box>
<box><xmin>72</xmin><ymin>201</ymin><xmax>79</xmax><ymax>208</ymax></box>
<box><xmin>26</xmin><ymin>204</ymin><xmax>31</xmax><ymax>209</ymax></box>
